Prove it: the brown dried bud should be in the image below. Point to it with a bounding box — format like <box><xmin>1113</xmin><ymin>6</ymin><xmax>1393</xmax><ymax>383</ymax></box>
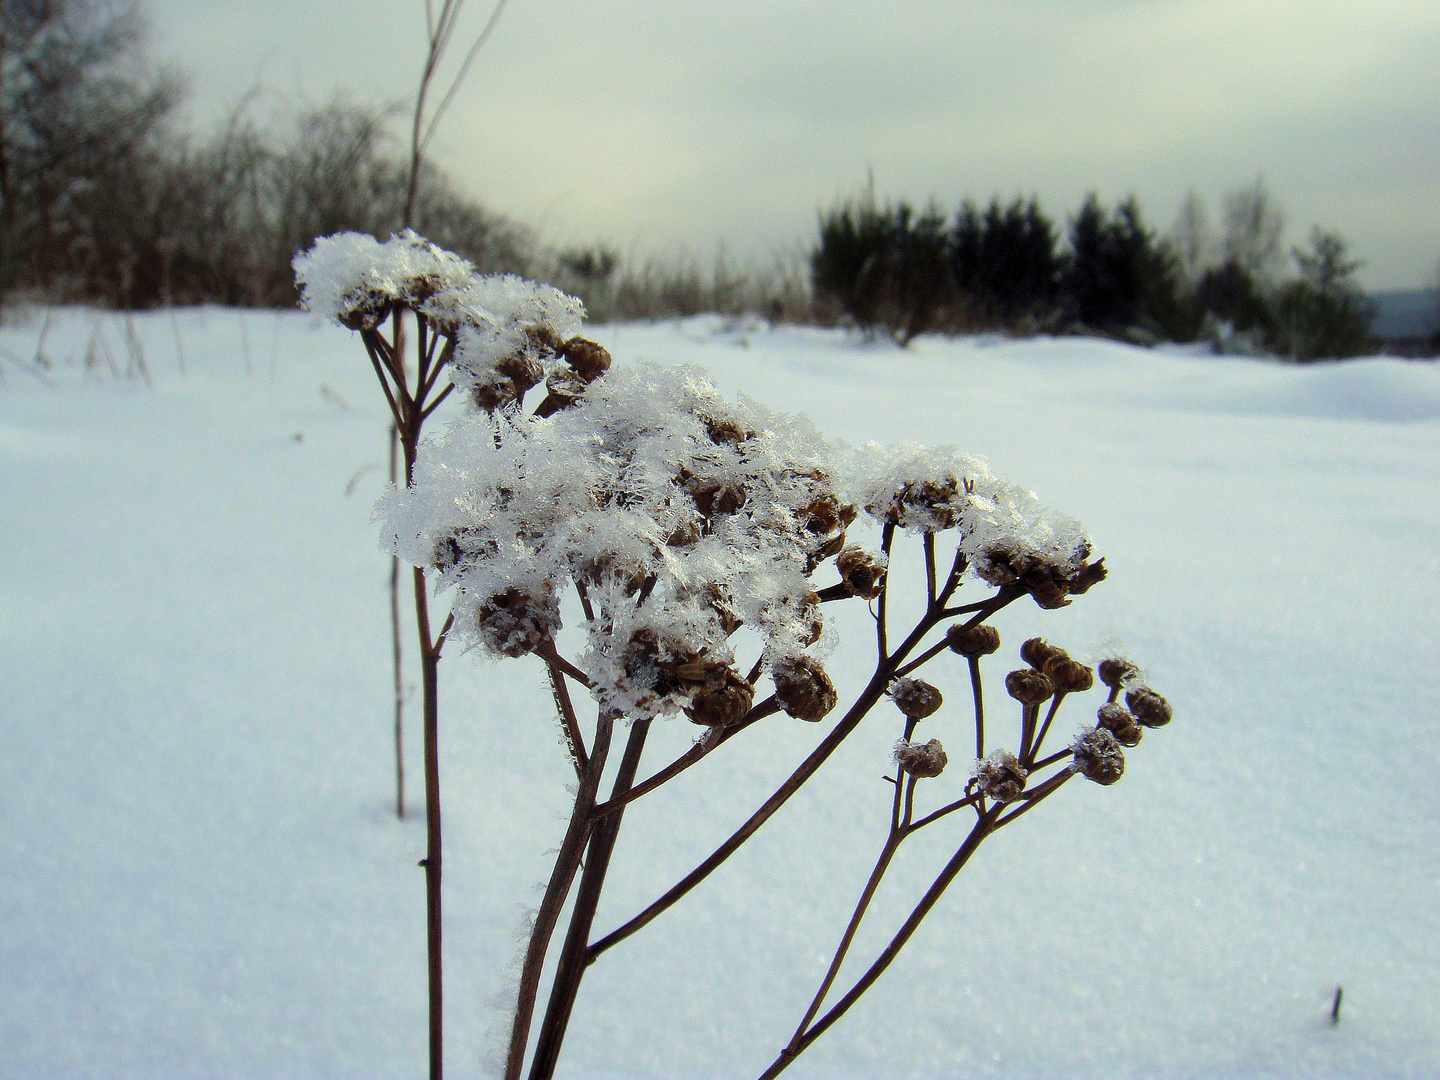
<box><xmin>563</xmin><ymin>337</ymin><xmax>611</xmax><ymax>382</ymax></box>
<box><xmin>471</xmin><ymin>372</ymin><xmax>519</xmax><ymax>413</ymax></box>
<box><xmin>974</xmin><ymin>751</ymin><xmax>1027</xmax><ymax>803</ymax></box>
<box><xmin>1097</xmin><ymin>657</ymin><xmax>1139</xmax><ymax>689</ymax></box>
<box><xmin>1126</xmin><ymin>686</ymin><xmax>1173</xmax><ymax>728</ymax></box>
<box><xmin>1005</xmin><ymin>668</ymin><xmax>1055</xmax><ymax>706</ymax></box>
<box><xmin>889</xmin><ymin>678</ymin><xmax>943</xmax><ymax>719</ymax></box>
<box><xmin>544</xmin><ymin>365</ymin><xmax>588</xmax><ymax>399</ymax></box>
<box><xmin>524</xmin><ymin>324</ymin><xmax>567</xmax><ymax>359</ymax></box>
<box><xmin>1096</xmin><ymin>703</ymin><xmax>1143</xmax><ymax>747</ymax></box>
<box><xmin>1071</xmin><ymin>727</ymin><xmax>1125</xmax><ymax>785</ymax></box>
<box><xmin>1068</xmin><ymin>557</ymin><xmax>1108</xmax><ymax>595</ymax></box>
<box><xmin>703</xmin><ymin>416</ymin><xmax>754</xmax><ymax>445</ymax></box>
<box><xmin>688</xmin><ymin>477</ymin><xmax>748</xmax><ymax>518</ymax></box>
<box><xmin>895</xmin><ymin>738</ymin><xmax>948</xmax><ymax>779</ymax></box>
<box><xmin>684</xmin><ymin>668</ymin><xmax>755</xmax><ymax>728</ymax></box>
<box><xmin>665</xmin><ymin>516</ymin><xmax>702</xmax><ymax>547</ymax></box>
<box><xmin>866</xmin><ymin>477</ymin><xmax>961</xmax><ymax>531</ymax></box>
<box><xmin>946</xmin><ymin>623</ymin><xmax>1000</xmax><ymax>657</ymax></box>
<box><xmin>773</xmin><ymin>655</ymin><xmax>838</xmax><ymax>722</ymax></box>
<box><xmin>1019</xmin><ymin>637</ymin><xmax>1066</xmax><ymax>669</ymax></box>
<box><xmin>836</xmin><ymin>546</ymin><xmax>887</xmax><ymax>599</ymax></box>
<box><xmin>496</xmin><ymin>352</ymin><xmax>545</xmax><ymax>393</ymax></box>
<box><xmin>1042</xmin><ymin>655</ymin><xmax>1094</xmax><ymax>694</ymax></box>
<box><xmin>476</xmin><ymin>587</ymin><xmax>561</xmax><ymax>658</ymax></box>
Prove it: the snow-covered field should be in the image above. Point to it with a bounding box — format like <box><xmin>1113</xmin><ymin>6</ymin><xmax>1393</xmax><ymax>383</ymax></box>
<box><xmin>2</xmin><ymin>306</ymin><xmax>1437</xmax><ymax>1079</ymax></box>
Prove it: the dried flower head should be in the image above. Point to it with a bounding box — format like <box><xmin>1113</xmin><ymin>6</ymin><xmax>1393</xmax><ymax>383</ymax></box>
<box><xmin>974</xmin><ymin>750</ymin><xmax>1027</xmax><ymax>803</ymax></box>
<box><xmin>1126</xmin><ymin>686</ymin><xmax>1173</xmax><ymax>728</ymax></box>
<box><xmin>894</xmin><ymin>738</ymin><xmax>948</xmax><ymax>779</ymax></box>
<box><xmin>476</xmin><ymin>586</ymin><xmax>561</xmax><ymax>658</ymax></box>
<box><xmin>1042</xmin><ymin>655</ymin><xmax>1095</xmax><ymax>694</ymax></box>
<box><xmin>563</xmin><ymin>336</ymin><xmax>611</xmax><ymax>381</ymax></box>
<box><xmin>1020</xmin><ymin>637</ymin><xmax>1066</xmax><ymax>669</ymax></box>
<box><xmin>1098</xmin><ymin>657</ymin><xmax>1140</xmax><ymax>690</ymax></box>
<box><xmin>684</xmin><ymin>667</ymin><xmax>755</xmax><ymax>728</ymax></box>
<box><xmin>1005</xmin><ymin>668</ymin><xmax>1055</xmax><ymax>706</ymax></box>
<box><xmin>946</xmin><ymin>623</ymin><xmax>1000</xmax><ymax>657</ymax></box>
<box><xmin>772</xmin><ymin>655</ymin><xmax>838</xmax><ymax>722</ymax></box>
<box><xmin>889</xmin><ymin>678</ymin><xmax>943</xmax><ymax>720</ymax></box>
<box><xmin>836</xmin><ymin>546</ymin><xmax>887</xmax><ymax>599</ymax></box>
<box><xmin>1070</xmin><ymin>727</ymin><xmax>1125</xmax><ymax>785</ymax></box>
<box><xmin>1096</xmin><ymin>702</ymin><xmax>1143</xmax><ymax>747</ymax></box>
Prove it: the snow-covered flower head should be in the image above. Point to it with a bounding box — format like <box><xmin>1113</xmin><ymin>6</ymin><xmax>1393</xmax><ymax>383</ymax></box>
<box><xmin>846</xmin><ymin>443</ymin><xmax>1106</xmax><ymax>607</ymax></box>
<box><xmin>382</xmin><ymin>363</ymin><xmax>855</xmax><ymax>720</ymax></box>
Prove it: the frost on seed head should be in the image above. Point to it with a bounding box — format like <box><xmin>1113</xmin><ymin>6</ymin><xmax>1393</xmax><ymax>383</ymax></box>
<box><xmin>844</xmin><ymin>442</ymin><xmax>1103</xmax><ymax>606</ymax></box>
<box><xmin>292</xmin><ymin>231</ymin><xmax>584</xmax><ymax>403</ymax></box>
<box><xmin>382</xmin><ymin>362</ymin><xmax>853</xmax><ymax>719</ymax></box>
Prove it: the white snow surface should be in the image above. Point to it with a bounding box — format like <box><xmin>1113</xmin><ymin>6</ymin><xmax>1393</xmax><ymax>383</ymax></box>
<box><xmin>2</xmin><ymin>307</ymin><xmax>1437</xmax><ymax>1079</ymax></box>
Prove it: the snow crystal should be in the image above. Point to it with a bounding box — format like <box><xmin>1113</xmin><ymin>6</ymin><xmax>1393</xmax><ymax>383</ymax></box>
<box><xmin>382</xmin><ymin>362</ymin><xmax>852</xmax><ymax>720</ymax></box>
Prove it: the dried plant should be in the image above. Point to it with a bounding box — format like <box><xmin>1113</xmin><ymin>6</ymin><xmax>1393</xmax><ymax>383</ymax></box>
<box><xmin>294</xmin><ymin>231</ymin><xmax>1172</xmax><ymax>1080</ymax></box>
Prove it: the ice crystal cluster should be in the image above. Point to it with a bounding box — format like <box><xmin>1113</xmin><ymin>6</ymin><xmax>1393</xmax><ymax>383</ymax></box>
<box><xmin>296</xmin><ymin>231</ymin><xmax>1105</xmax><ymax>725</ymax></box>
<box><xmin>293</xmin><ymin>229</ymin><xmax>584</xmax><ymax>401</ymax></box>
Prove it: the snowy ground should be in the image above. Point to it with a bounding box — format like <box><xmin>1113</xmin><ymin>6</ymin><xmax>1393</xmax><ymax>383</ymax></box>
<box><xmin>2</xmin><ymin>306</ymin><xmax>1437</xmax><ymax>1080</ymax></box>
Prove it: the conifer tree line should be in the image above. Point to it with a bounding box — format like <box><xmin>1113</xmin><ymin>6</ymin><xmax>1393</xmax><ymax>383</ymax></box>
<box><xmin>810</xmin><ymin>182</ymin><xmax>1377</xmax><ymax>360</ymax></box>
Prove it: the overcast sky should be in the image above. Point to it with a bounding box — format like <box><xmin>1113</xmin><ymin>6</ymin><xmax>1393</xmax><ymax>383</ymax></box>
<box><xmin>145</xmin><ymin>0</ymin><xmax>1440</xmax><ymax>289</ymax></box>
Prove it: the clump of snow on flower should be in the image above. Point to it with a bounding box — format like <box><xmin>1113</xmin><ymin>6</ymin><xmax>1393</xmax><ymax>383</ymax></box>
<box><xmin>845</xmin><ymin>443</ymin><xmax>1101</xmax><ymax>604</ymax></box>
<box><xmin>292</xmin><ymin>231</ymin><xmax>583</xmax><ymax>400</ymax></box>
<box><xmin>381</xmin><ymin>363</ymin><xmax>851</xmax><ymax>719</ymax></box>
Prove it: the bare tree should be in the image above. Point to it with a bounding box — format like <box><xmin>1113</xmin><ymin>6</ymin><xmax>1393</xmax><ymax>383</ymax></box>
<box><xmin>1221</xmin><ymin>177</ymin><xmax>1286</xmax><ymax>285</ymax></box>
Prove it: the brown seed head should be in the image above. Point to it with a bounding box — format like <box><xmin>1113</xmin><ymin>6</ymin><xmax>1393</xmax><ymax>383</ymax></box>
<box><xmin>496</xmin><ymin>352</ymin><xmax>545</xmax><ymax>393</ymax></box>
<box><xmin>1020</xmin><ymin>637</ymin><xmax>1066</xmax><ymax>669</ymax></box>
<box><xmin>562</xmin><ymin>336</ymin><xmax>611</xmax><ymax>382</ymax></box>
<box><xmin>1096</xmin><ymin>703</ymin><xmax>1143</xmax><ymax>747</ymax></box>
<box><xmin>836</xmin><ymin>546</ymin><xmax>887</xmax><ymax>599</ymax></box>
<box><xmin>1071</xmin><ymin>727</ymin><xmax>1125</xmax><ymax>785</ymax></box>
<box><xmin>1043</xmin><ymin>655</ymin><xmax>1095</xmax><ymax>694</ymax></box>
<box><xmin>889</xmin><ymin>678</ymin><xmax>943</xmax><ymax>719</ymax></box>
<box><xmin>1126</xmin><ymin>686</ymin><xmax>1173</xmax><ymax>728</ymax></box>
<box><xmin>524</xmin><ymin>324</ymin><xmax>566</xmax><ymax>359</ymax></box>
<box><xmin>772</xmin><ymin>655</ymin><xmax>838</xmax><ymax>722</ymax></box>
<box><xmin>687</xmin><ymin>477</ymin><xmax>748</xmax><ymax>518</ymax></box>
<box><xmin>1005</xmin><ymin>668</ymin><xmax>1055</xmax><ymax>706</ymax></box>
<box><xmin>476</xmin><ymin>587</ymin><xmax>561</xmax><ymax>658</ymax></box>
<box><xmin>946</xmin><ymin>623</ymin><xmax>1001</xmax><ymax>657</ymax></box>
<box><xmin>1097</xmin><ymin>657</ymin><xmax>1140</xmax><ymax>689</ymax></box>
<box><xmin>471</xmin><ymin>372</ymin><xmax>519</xmax><ymax>413</ymax></box>
<box><xmin>975</xmin><ymin>750</ymin><xmax>1028</xmax><ymax>803</ymax></box>
<box><xmin>895</xmin><ymin>738</ymin><xmax>948</xmax><ymax>779</ymax></box>
<box><xmin>684</xmin><ymin>668</ymin><xmax>755</xmax><ymax>728</ymax></box>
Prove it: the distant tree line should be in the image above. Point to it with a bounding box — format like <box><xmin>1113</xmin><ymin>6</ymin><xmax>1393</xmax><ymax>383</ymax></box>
<box><xmin>811</xmin><ymin>180</ymin><xmax>1378</xmax><ymax>360</ymax></box>
<box><xmin>0</xmin><ymin>0</ymin><xmax>531</xmax><ymax>309</ymax></box>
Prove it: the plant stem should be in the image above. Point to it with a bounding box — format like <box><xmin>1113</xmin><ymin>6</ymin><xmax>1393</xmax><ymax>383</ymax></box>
<box><xmin>757</xmin><ymin>809</ymin><xmax>1002</xmax><ymax>1080</ymax></box>
<box><xmin>503</xmin><ymin>714</ymin><xmax>615</xmax><ymax>1080</ymax></box>
<box><xmin>528</xmin><ymin>718</ymin><xmax>652</xmax><ymax>1080</ymax></box>
<box><xmin>391</xmin><ymin>423</ymin><xmax>405</xmax><ymax>818</ymax></box>
<box><xmin>968</xmin><ymin>655</ymin><xmax>984</xmax><ymax>760</ymax></box>
<box><xmin>587</xmin><ymin>593</ymin><xmax>1018</xmax><ymax>961</ymax></box>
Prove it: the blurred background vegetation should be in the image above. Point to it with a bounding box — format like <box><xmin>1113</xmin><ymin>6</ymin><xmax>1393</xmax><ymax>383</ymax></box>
<box><xmin>2</xmin><ymin>0</ymin><xmax>1434</xmax><ymax>359</ymax></box>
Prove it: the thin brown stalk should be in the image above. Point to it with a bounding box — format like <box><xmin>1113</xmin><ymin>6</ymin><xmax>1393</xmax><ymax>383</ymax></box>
<box><xmin>527</xmin><ymin>718</ymin><xmax>652</xmax><ymax>1080</ymax></box>
<box><xmin>502</xmin><ymin>715</ymin><xmax>615</xmax><ymax>1080</ymax></box>
<box><xmin>758</xmin><ymin>809</ymin><xmax>1003</xmax><ymax>1080</ymax></box>
<box><xmin>391</xmin><ymin>424</ymin><xmax>405</xmax><ymax>819</ymax></box>
<box><xmin>587</xmin><ymin>591</ymin><xmax>1020</xmax><ymax>961</ymax></box>
<box><xmin>1027</xmin><ymin>693</ymin><xmax>1066</xmax><ymax>766</ymax></box>
<box><xmin>968</xmin><ymin>655</ymin><xmax>984</xmax><ymax>760</ymax></box>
